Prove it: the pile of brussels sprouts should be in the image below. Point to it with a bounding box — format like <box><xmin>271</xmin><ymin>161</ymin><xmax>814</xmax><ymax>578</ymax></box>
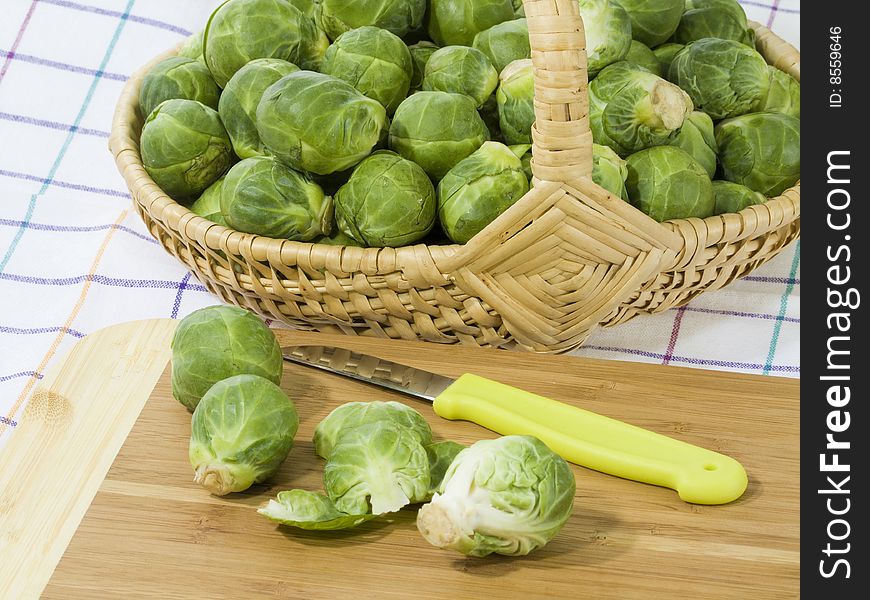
<box><xmin>172</xmin><ymin>304</ymin><xmax>576</xmax><ymax>557</ymax></box>
<box><xmin>139</xmin><ymin>0</ymin><xmax>800</xmax><ymax>250</ymax></box>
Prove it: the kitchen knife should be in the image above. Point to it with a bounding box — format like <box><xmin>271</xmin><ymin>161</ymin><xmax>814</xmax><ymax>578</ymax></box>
<box><xmin>282</xmin><ymin>345</ymin><xmax>748</xmax><ymax>505</ymax></box>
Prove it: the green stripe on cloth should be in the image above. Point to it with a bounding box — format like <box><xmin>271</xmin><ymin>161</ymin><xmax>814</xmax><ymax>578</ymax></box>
<box><xmin>764</xmin><ymin>240</ymin><xmax>800</xmax><ymax>375</ymax></box>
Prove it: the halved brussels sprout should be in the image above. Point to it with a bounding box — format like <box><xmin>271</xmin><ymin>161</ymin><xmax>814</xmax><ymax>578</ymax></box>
<box><xmin>334</xmin><ymin>151</ymin><xmax>436</xmax><ymax>247</ymax></box>
<box><xmin>625</xmin><ymin>146</ymin><xmax>715</xmax><ymax>222</ymax></box>
<box><xmin>416</xmin><ymin>435</ymin><xmax>575</xmax><ymax>557</ymax></box>
<box><xmin>219</xmin><ymin>58</ymin><xmax>300</xmax><ymax>160</ymax></box>
<box><xmin>624</xmin><ymin>40</ymin><xmax>662</xmax><ymax>76</ymax></box>
<box><xmin>189</xmin><ymin>176</ymin><xmax>226</xmax><ymax>225</ymax></box>
<box><xmin>578</xmin><ymin>0</ymin><xmax>632</xmax><ymax>77</ymax></box>
<box><xmin>424</xmin><ymin>441</ymin><xmax>466</xmax><ymax>500</ymax></box>
<box><xmin>427</xmin><ymin>0</ymin><xmax>516</xmax><ymax>47</ymax></box>
<box><xmin>712</xmin><ymin>180</ymin><xmax>767</xmax><ymax>215</ymax></box>
<box><xmin>220</xmin><ymin>156</ymin><xmax>332</xmax><ymax>240</ymax></box>
<box><xmin>178</xmin><ymin>29</ymin><xmax>205</xmax><ymax>62</ymax></box>
<box><xmin>170</xmin><ymin>305</ymin><xmax>284</xmax><ymax>411</ymax></box>
<box><xmin>321</xmin><ymin>26</ymin><xmax>413</xmax><ymax>115</ymax></box>
<box><xmin>752</xmin><ymin>66</ymin><xmax>800</xmax><ymax>118</ymax></box>
<box><xmin>673</xmin><ymin>6</ymin><xmax>754</xmax><ymax>47</ymax></box>
<box><xmin>496</xmin><ymin>58</ymin><xmax>534</xmax><ymax>145</ymax></box>
<box><xmin>317</xmin><ymin>0</ymin><xmax>427</xmax><ymax>41</ymax></box>
<box><xmin>670</xmin><ymin>111</ymin><xmax>718</xmax><ymax>178</ymax></box>
<box><xmin>652</xmin><ymin>43</ymin><xmax>684</xmax><ymax>75</ymax></box>
<box><xmin>204</xmin><ymin>0</ymin><xmax>325</xmax><ymax>87</ymax></box>
<box><xmin>592</xmin><ymin>143</ymin><xmax>628</xmax><ymax>200</ymax></box>
<box><xmin>472</xmin><ymin>18</ymin><xmax>531</xmax><ymax>75</ymax></box>
<box><xmin>422</xmin><ymin>46</ymin><xmax>499</xmax><ymax>108</ymax></box>
<box><xmin>139</xmin><ymin>57</ymin><xmax>220</xmax><ymax>120</ymax></box>
<box><xmin>189</xmin><ymin>374</ymin><xmax>298</xmax><ymax>495</ymax></box>
<box><xmin>258</xmin><ymin>489</ymin><xmax>376</xmax><ymax>530</ymax></box>
<box><xmin>389</xmin><ymin>91</ymin><xmax>489</xmax><ymax>180</ymax></box>
<box><xmin>715</xmin><ymin>112</ymin><xmax>800</xmax><ymax>197</ymax></box>
<box><xmin>437</xmin><ymin>141</ymin><xmax>529</xmax><ymax>244</ymax></box>
<box><xmin>408</xmin><ymin>41</ymin><xmax>440</xmax><ymax>91</ymax></box>
<box><xmin>257</xmin><ymin>70</ymin><xmax>387</xmax><ymax>175</ymax></box>
<box><xmin>140</xmin><ymin>98</ymin><xmax>234</xmax><ymax>202</ymax></box>
<box><xmin>612</xmin><ymin>0</ymin><xmax>685</xmax><ymax>48</ymax></box>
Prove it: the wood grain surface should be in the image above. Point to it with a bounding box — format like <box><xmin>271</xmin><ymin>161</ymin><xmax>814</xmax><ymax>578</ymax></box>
<box><xmin>36</xmin><ymin>322</ymin><xmax>798</xmax><ymax>599</ymax></box>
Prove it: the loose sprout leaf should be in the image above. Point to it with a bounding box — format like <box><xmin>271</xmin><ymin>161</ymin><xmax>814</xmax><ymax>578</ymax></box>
<box><xmin>258</xmin><ymin>490</ymin><xmax>376</xmax><ymax>530</ymax></box>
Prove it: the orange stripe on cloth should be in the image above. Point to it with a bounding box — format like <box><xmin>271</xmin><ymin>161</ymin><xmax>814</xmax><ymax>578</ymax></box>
<box><xmin>0</xmin><ymin>208</ymin><xmax>130</xmax><ymax>436</ymax></box>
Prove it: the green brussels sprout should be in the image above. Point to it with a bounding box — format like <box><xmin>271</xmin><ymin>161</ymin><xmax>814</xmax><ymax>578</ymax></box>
<box><xmin>288</xmin><ymin>0</ymin><xmax>318</xmax><ymax>18</ymax></box>
<box><xmin>189</xmin><ymin>374</ymin><xmax>298</xmax><ymax>495</ymax></box>
<box><xmin>496</xmin><ymin>59</ymin><xmax>534</xmax><ymax>145</ymax></box>
<box><xmin>611</xmin><ymin>0</ymin><xmax>685</xmax><ymax>47</ymax></box>
<box><xmin>592</xmin><ymin>143</ymin><xmax>628</xmax><ymax>200</ymax></box>
<box><xmin>321</xmin><ymin>26</ymin><xmax>413</xmax><ymax>115</ymax></box>
<box><xmin>424</xmin><ymin>441</ymin><xmax>466</xmax><ymax>500</ymax></box>
<box><xmin>427</xmin><ymin>0</ymin><xmax>516</xmax><ymax>47</ymax></box>
<box><xmin>139</xmin><ymin>57</ymin><xmax>220</xmax><ymax>122</ymax></box>
<box><xmin>220</xmin><ymin>156</ymin><xmax>332</xmax><ymax>240</ymax></box>
<box><xmin>589</xmin><ymin>62</ymin><xmax>693</xmax><ymax>156</ymax></box>
<box><xmin>752</xmin><ymin>66</ymin><xmax>800</xmax><ymax>118</ymax></box>
<box><xmin>512</xmin><ymin>0</ymin><xmax>525</xmax><ymax>17</ymax></box>
<box><xmin>684</xmin><ymin>0</ymin><xmax>748</xmax><ymax>26</ymax></box>
<box><xmin>422</xmin><ymin>46</ymin><xmax>499</xmax><ymax>108</ymax></box>
<box><xmin>508</xmin><ymin>143</ymin><xmax>533</xmax><ymax>180</ymax></box>
<box><xmin>472</xmin><ymin>18</ymin><xmax>531</xmax><ymax>75</ymax></box>
<box><xmin>416</xmin><ymin>435</ymin><xmax>575</xmax><ymax>557</ymax></box>
<box><xmin>408</xmin><ymin>41</ymin><xmax>440</xmax><ymax>91</ymax></box>
<box><xmin>652</xmin><ymin>43</ymin><xmax>684</xmax><ymax>75</ymax></box>
<box><xmin>624</xmin><ymin>40</ymin><xmax>662</xmax><ymax>76</ymax></box>
<box><xmin>177</xmin><ymin>29</ymin><xmax>205</xmax><ymax>62</ymax></box>
<box><xmin>668</xmin><ymin>38</ymin><xmax>770</xmax><ymax>120</ymax></box>
<box><xmin>715</xmin><ymin>112</ymin><xmax>800</xmax><ymax>197</ymax></box>
<box><xmin>673</xmin><ymin>7</ymin><xmax>754</xmax><ymax>47</ymax></box>
<box><xmin>203</xmin><ymin>0</ymin><xmax>326</xmax><ymax>87</ymax></box>
<box><xmin>324</xmin><ymin>420</ymin><xmax>431</xmax><ymax>514</ymax></box>
<box><xmin>314</xmin><ymin>230</ymin><xmax>363</xmax><ymax>246</ymax></box>
<box><xmin>670</xmin><ymin>111</ymin><xmax>717</xmax><ymax>178</ymax></box>
<box><xmin>578</xmin><ymin>0</ymin><xmax>632</xmax><ymax>77</ymax></box>
<box><xmin>712</xmin><ymin>180</ymin><xmax>767</xmax><ymax>215</ymax></box>
<box><xmin>625</xmin><ymin>146</ymin><xmax>715</xmax><ymax>222</ymax></box>
<box><xmin>317</xmin><ymin>0</ymin><xmax>427</xmax><ymax>41</ymax></box>
<box><xmin>334</xmin><ymin>151</ymin><xmax>436</xmax><ymax>247</ymax></box>
<box><xmin>258</xmin><ymin>489</ymin><xmax>377</xmax><ymax>530</ymax></box>
<box><xmin>189</xmin><ymin>176</ymin><xmax>227</xmax><ymax>225</ymax></box>
<box><xmin>313</xmin><ymin>400</ymin><xmax>434</xmax><ymax>459</ymax></box>
<box><xmin>140</xmin><ymin>99</ymin><xmax>234</xmax><ymax>201</ymax></box>
<box><xmin>257</xmin><ymin>70</ymin><xmax>388</xmax><ymax>175</ymax></box>
<box><xmin>170</xmin><ymin>305</ymin><xmax>284</xmax><ymax>410</ymax></box>
<box><xmin>218</xmin><ymin>58</ymin><xmax>300</xmax><ymax>160</ymax></box>
<box><xmin>479</xmin><ymin>94</ymin><xmax>503</xmax><ymax>142</ymax></box>
<box><xmin>389</xmin><ymin>91</ymin><xmax>489</xmax><ymax>180</ymax></box>
<box><xmin>437</xmin><ymin>141</ymin><xmax>529</xmax><ymax>244</ymax></box>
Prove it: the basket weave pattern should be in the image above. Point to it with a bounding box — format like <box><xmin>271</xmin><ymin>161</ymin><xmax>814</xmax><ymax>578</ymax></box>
<box><xmin>111</xmin><ymin>0</ymin><xmax>800</xmax><ymax>352</ymax></box>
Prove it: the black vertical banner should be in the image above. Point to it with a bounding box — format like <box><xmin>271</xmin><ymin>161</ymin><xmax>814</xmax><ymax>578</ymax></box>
<box><xmin>802</xmin><ymin>3</ymin><xmax>867</xmax><ymax>597</ymax></box>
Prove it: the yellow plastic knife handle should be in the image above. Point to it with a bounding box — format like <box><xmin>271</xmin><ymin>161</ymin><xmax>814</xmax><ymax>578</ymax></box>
<box><xmin>433</xmin><ymin>373</ymin><xmax>748</xmax><ymax>505</ymax></box>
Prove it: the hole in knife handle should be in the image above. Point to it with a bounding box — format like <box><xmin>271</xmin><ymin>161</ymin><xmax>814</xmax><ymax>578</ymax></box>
<box><xmin>703</xmin><ymin>464</ymin><xmax>718</xmax><ymax>471</ymax></box>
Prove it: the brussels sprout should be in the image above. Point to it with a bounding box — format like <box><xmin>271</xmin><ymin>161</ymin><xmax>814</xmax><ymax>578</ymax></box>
<box><xmin>288</xmin><ymin>0</ymin><xmax>318</xmax><ymax>18</ymax></box>
<box><xmin>314</xmin><ymin>230</ymin><xmax>363</xmax><ymax>246</ymax></box>
<box><xmin>625</xmin><ymin>146</ymin><xmax>715</xmax><ymax>222</ymax></box>
<box><xmin>670</xmin><ymin>111</ymin><xmax>717</xmax><ymax>178</ymax></box>
<box><xmin>611</xmin><ymin>0</ymin><xmax>685</xmax><ymax>48</ymax></box>
<box><xmin>416</xmin><ymin>435</ymin><xmax>575</xmax><ymax>557</ymax></box>
<box><xmin>313</xmin><ymin>400</ymin><xmax>434</xmax><ymax>459</ymax></box>
<box><xmin>479</xmin><ymin>94</ymin><xmax>503</xmax><ymax>143</ymax></box>
<box><xmin>685</xmin><ymin>0</ymin><xmax>748</xmax><ymax>26</ymax></box>
<box><xmin>258</xmin><ymin>489</ymin><xmax>376</xmax><ymax>530</ymax></box>
<box><xmin>496</xmin><ymin>59</ymin><xmax>534</xmax><ymax>145</ymax></box>
<box><xmin>189</xmin><ymin>374</ymin><xmax>298</xmax><ymax>495</ymax></box>
<box><xmin>140</xmin><ymin>99</ymin><xmax>234</xmax><ymax>201</ymax></box>
<box><xmin>317</xmin><ymin>0</ymin><xmax>427</xmax><ymax>41</ymax></box>
<box><xmin>624</xmin><ymin>40</ymin><xmax>662</xmax><ymax>76</ymax></box>
<box><xmin>218</xmin><ymin>59</ymin><xmax>300</xmax><ymax>160</ymax></box>
<box><xmin>652</xmin><ymin>43</ymin><xmax>684</xmax><ymax>75</ymax></box>
<box><xmin>752</xmin><ymin>66</ymin><xmax>800</xmax><ymax>118</ymax></box>
<box><xmin>589</xmin><ymin>62</ymin><xmax>693</xmax><ymax>156</ymax></box>
<box><xmin>712</xmin><ymin>180</ymin><xmax>767</xmax><ymax>215</ymax></box>
<box><xmin>668</xmin><ymin>38</ymin><xmax>770</xmax><ymax>120</ymax></box>
<box><xmin>715</xmin><ymin>112</ymin><xmax>800</xmax><ymax>197</ymax></box>
<box><xmin>508</xmin><ymin>143</ymin><xmax>533</xmax><ymax>180</ymax></box>
<box><xmin>189</xmin><ymin>176</ymin><xmax>226</xmax><ymax>225</ymax></box>
<box><xmin>423</xmin><ymin>46</ymin><xmax>499</xmax><ymax>108</ymax></box>
<box><xmin>674</xmin><ymin>7</ymin><xmax>754</xmax><ymax>47</ymax></box>
<box><xmin>578</xmin><ymin>0</ymin><xmax>632</xmax><ymax>77</ymax></box>
<box><xmin>203</xmin><ymin>0</ymin><xmax>326</xmax><ymax>87</ymax></box>
<box><xmin>389</xmin><ymin>91</ymin><xmax>489</xmax><ymax>180</ymax></box>
<box><xmin>178</xmin><ymin>29</ymin><xmax>205</xmax><ymax>62</ymax></box>
<box><xmin>424</xmin><ymin>441</ymin><xmax>466</xmax><ymax>500</ymax></box>
<box><xmin>472</xmin><ymin>18</ymin><xmax>531</xmax><ymax>75</ymax></box>
<box><xmin>512</xmin><ymin>0</ymin><xmax>525</xmax><ymax>17</ymax></box>
<box><xmin>427</xmin><ymin>0</ymin><xmax>516</xmax><ymax>47</ymax></box>
<box><xmin>408</xmin><ymin>41</ymin><xmax>440</xmax><ymax>91</ymax></box>
<box><xmin>257</xmin><ymin>70</ymin><xmax>387</xmax><ymax>175</ymax></box>
<box><xmin>321</xmin><ymin>26</ymin><xmax>413</xmax><ymax>115</ymax></box>
<box><xmin>324</xmin><ymin>420</ymin><xmax>431</xmax><ymax>514</ymax></box>
<box><xmin>139</xmin><ymin>57</ymin><xmax>220</xmax><ymax>122</ymax></box>
<box><xmin>592</xmin><ymin>143</ymin><xmax>628</xmax><ymax>200</ymax></box>
<box><xmin>437</xmin><ymin>141</ymin><xmax>529</xmax><ymax>244</ymax></box>
<box><xmin>334</xmin><ymin>151</ymin><xmax>435</xmax><ymax>247</ymax></box>
<box><xmin>220</xmin><ymin>156</ymin><xmax>332</xmax><ymax>240</ymax></box>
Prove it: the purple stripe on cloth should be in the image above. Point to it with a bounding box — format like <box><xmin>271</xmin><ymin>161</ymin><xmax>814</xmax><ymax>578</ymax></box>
<box><xmin>0</xmin><ymin>0</ymin><xmax>38</xmax><ymax>85</ymax></box>
<box><xmin>742</xmin><ymin>275</ymin><xmax>800</xmax><ymax>285</ymax></box>
<box><xmin>682</xmin><ymin>306</ymin><xmax>800</xmax><ymax>324</ymax></box>
<box><xmin>0</xmin><ymin>271</ymin><xmax>208</xmax><ymax>292</ymax></box>
<box><xmin>0</xmin><ymin>49</ymin><xmax>128</xmax><ymax>82</ymax></box>
<box><xmin>0</xmin><ymin>168</ymin><xmax>129</xmax><ymax>198</ymax></box>
<box><xmin>766</xmin><ymin>0</ymin><xmax>781</xmax><ymax>27</ymax></box>
<box><xmin>0</xmin><ymin>325</ymin><xmax>86</xmax><ymax>338</ymax></box>
<box><xmin>580</xmin><ymin>345</ymin><xmax>800</xmax><ymax>374</ymax></box>
<box><xmin>0</xmin><ymin>415</ymin><xmax>17</xmax><ymax>427</ymax></box>
<box><xmin>0</xmin><ymin>110</ymin><xmax>110</xmax><ymax>138</ymax></box>
<box><xmin>662</xmin><ymin>305</ymin><xmax>687</xmax><ymax>365</ymax></box>
<box><xmin>39</xmin><ymin>0</ymin><xmax>192</xmax><ymax>36</ymax></box>
<box><xmin>0</xmin><ymin>218</ymin><xmax>158</xmax><ymax>244</ymax></box>
<box><xmin>171</xmin><ymin>272</ymin><xmax>192</xmax><ymax>318</ymax></box>
<box><xmin>0</xmin><ymin>371</ymin><xmax>43</xmax><ymax>384</ymax></box>
<box><xmin>739</xmin><ymin>0</ymin><xmax>799</xmax><ymax>14</ymax></box>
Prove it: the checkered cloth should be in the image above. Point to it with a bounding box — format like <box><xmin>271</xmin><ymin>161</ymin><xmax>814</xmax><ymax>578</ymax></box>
<box><xmin>0</xmin><ymin>1</ymin><xmax>800</xmax><ymax>444</ymax></box>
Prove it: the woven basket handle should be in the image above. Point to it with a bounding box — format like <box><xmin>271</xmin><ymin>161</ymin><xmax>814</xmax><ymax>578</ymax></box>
<box><xmin>523</xmin><ymin>0</ymin><xmax>593</xmax><ymax>183</ymax></box>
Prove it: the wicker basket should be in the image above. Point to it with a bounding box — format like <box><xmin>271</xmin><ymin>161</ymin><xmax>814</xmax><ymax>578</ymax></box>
<box><xmin>110</xmin><ymin>0</ymin><xmax>800</xmax><ymax>353</ymax></box>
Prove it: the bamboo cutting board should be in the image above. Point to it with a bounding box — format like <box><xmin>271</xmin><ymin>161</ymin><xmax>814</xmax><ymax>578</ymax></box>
<box><xmin>0</xmin><ymin>319</ymin><xmax>799</xmax><ymax>599</ymax></box>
